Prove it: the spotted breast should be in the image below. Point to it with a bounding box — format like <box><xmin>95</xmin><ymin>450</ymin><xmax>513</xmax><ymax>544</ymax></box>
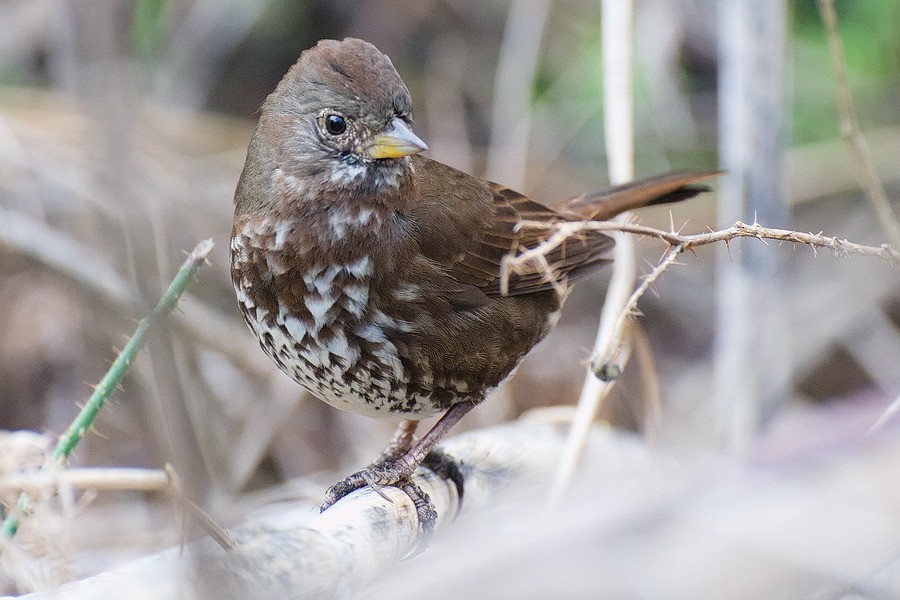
<box><xmin>231</xmin><ymin>205</ymin><xmax>461</xmax><ymax>418</ymax></box>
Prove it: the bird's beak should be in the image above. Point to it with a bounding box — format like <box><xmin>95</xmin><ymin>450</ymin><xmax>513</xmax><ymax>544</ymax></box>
<box><xmin>368</xmin><ymin>117</ymin><xmax>428</xmax><ymax>159</ymax></box>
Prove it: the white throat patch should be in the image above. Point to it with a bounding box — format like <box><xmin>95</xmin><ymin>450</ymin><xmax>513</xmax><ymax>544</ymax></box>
<box><xmin>329</xmin><ymin>161</ymin><xmax>367</xmax><ymax>184</ymax></box>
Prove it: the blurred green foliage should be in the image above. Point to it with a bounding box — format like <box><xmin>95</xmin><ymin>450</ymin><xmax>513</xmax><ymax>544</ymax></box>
<box><xmin>791</xmin><ymin>0</ymin><xmax>900</xmax><ymax>144</ymax></box>
<box><xmin>132</xmin><ymin>0</ymin><xmax>168</xmax><ymax>63</ymax></box>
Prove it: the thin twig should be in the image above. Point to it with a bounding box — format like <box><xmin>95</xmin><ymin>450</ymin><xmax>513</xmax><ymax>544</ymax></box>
<box><xmin>53</xmin><ymin>239</ymin><xmax>214</xmax><ymax>463</ymax></box>
<box><xmin>537</xmin><ymin>214</ymin><xmax>896</xmax><ymax>507</ymax></box>
<box><xmin>868</xmin><ymin>394</ymin><xmax>900</xmax><ymax>435</ymax></box>
<box><xmin>508</xmin><ymin>215</ymin><xmax>897</xmax><ymax>398</ymax></box>
<box><xmin>511</xmin><ymin>219</ymin><xmax>899</xmax><ymax>263</ymax></box>
<box><xmin>506</xmin><ymin>220</ymin><xmax>897</xmax><ymax>378</ymax></box>
<box><xmin>164</xmin><ymin>465</ymin><xmax>236</xmax><ymax>551</ymax></box>
<box><xmin>590</xmin><ymin>244</ymin><xmax>683</xmax><ymax>372</ymax></box>
<box><xmin>547</xmin><ymin>245</ymin><xmax>677</xmax><ymax>504</ymax></box>
<box><xmin>0</xmin><ymin>468</ymin><xmax>170</xmax><ymax>495</ymax></box>
<box><xmin>817</xmin><ymin>0</ymin><xmax>900</xmax><ymax>249</ymax></box>
<box><xmin>0</xmin><ymin>239</ymin><xmax>214</xmax><ymax>541</ymax></box>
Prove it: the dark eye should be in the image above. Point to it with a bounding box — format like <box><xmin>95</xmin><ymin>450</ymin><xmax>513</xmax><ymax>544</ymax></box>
<box><xmin>324</xmin><ymin>114</ymin><xmax>347</xmax><ymax>135</ymax></box>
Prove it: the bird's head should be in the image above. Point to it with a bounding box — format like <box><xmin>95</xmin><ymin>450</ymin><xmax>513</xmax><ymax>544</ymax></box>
<box><xmin>256</xmin><ymin>38</ymin><xmax>427</xmax><ymax>198</ymax></box>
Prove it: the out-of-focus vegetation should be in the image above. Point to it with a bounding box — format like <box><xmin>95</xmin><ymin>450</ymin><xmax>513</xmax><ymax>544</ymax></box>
<box><xmin>791</xmin><ymin>0</ymin><xmax>900</xmax><ymax>143</ymax></box>
<box><xmin>5</xmin><ymin>1</ymin><xmax>897</xmax><ymax>148</ymax></box>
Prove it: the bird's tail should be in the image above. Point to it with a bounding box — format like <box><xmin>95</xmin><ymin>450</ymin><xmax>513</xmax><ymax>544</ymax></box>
<box><xmin>559</xmin><ymin>170</ymin><xmax>721</xmax><ymax>221</ymax></box>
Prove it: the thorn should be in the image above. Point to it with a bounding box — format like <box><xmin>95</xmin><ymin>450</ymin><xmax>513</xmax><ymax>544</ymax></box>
<box><xmin>578</xmin><ymin>351</ymin><xmax>593</xmax><ymax>368</ymax></box>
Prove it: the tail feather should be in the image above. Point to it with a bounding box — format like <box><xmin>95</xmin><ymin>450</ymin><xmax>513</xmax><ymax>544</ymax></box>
<box><xmin>560</xmin><ymin>170</ymin><xmax>720</xmax><ymax>221</ymax></box>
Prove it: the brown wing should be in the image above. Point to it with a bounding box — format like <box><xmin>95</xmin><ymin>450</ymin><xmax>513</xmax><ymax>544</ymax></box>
<box><xmin>411</xmin><ymin>156</ymin><xmax>614</xmax><ymax>303</ymax></box>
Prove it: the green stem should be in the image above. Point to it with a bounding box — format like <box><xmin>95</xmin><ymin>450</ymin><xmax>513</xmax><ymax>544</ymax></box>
<box><xmin>1</xmin><ymin>239</ymin><xmax>214</xmax><ymax>540</ymax></box>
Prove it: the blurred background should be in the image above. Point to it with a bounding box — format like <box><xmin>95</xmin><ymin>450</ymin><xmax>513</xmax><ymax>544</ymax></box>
<box><xmin>0</xmin><ymin>0</ymin><xmax>898</xmax><ymax>595</ymax></box>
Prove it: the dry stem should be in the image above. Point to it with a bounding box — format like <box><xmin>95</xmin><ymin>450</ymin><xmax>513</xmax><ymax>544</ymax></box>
<box><xmin>546</xmin><ymin>0</ymin><xmax>636</xmax><ymax>508</ymax></box>
<box><xmin>0</xmin><ymin>469</ymin><xmax>169</xmax><ymax>495</ymax></box>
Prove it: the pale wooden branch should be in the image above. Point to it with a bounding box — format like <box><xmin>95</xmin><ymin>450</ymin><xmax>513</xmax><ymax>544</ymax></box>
<box><xmin>17</xmin><ymin>406</ymin><xmax>900</xmax><ymax>599</ymax></box>
<box><xmin>15</xmin><ymin>421</ymin><xmax>633</xmax><ymax>600</ymax></box>
<box><xmin>364</xmin><ymin>410</ymin><xmax>900</xmax><ymax>600</ymax></box>
<box><xmin>817</xmin><ymin>0</ymin><xmax>900</xmax><ymax>249</ymax></box>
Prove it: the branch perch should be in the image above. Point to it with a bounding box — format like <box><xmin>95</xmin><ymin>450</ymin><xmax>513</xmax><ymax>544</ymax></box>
<box><xmin>16</xmin><ymin>421</ymin><xmax>647</xmax><ymax>600</ymax></box>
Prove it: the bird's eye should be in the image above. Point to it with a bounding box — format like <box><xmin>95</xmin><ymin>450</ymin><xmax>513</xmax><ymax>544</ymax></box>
<box><xmin>324</xmin><ymin>114</ymin><xmax>347</xmax><ymax>136</ymax></box>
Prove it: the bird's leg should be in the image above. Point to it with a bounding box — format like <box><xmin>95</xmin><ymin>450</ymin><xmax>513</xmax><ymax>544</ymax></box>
<box><xmin>321</xmin><ymin>400</ymin><xmax>477</xmax><ymax>551</ymax></box>
<box><xmin>321</xmin><ymin>400</ymin><xmax>477</xmax><ymax>511</ymax></box>
<box><xmin>332</xmin><ymin>420</ymin><xmax>419</xmax><ymax>507</ymax></box>
<box><xmin>378</xmin><ymin>419</ymin><xmax>419</xmax><ymax>463</ymax></box>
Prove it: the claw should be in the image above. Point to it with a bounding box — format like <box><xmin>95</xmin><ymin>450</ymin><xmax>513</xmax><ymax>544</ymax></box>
<box><xmin>398</xmin><ymin>479</ymin><xmax>437</xmax><ymax>558</ymax></box>
<box><xmin>361</xmin><ymin>470</ymin><xmax>393</xmax><ymax>503</ymax></box>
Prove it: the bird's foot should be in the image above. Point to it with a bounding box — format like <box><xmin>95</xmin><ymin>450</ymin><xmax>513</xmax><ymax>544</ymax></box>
<box><xmin>320</xmin><ymin>453</ymin><xmax>438</xmax><ymax>553</ymax></box>
<box><xmin>319</xmin><ymin>403</ymin><xmax>477</xmax><ymax>553</ymax></box>
<box><xmin>320</xmin><ymin>453</ymin><xmax>416</xmax><ymax>509</ymax></box>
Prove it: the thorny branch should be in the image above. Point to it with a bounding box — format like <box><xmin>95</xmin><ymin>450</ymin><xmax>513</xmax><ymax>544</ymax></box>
<box><xmin>503</xmin><ymin>218</ymin><xmax>899</xmax><ymax>370</ymax></box>
<box><xmin>590</xmin><ymin>245</ymin><xmax>682</xmax><ymax>374</ymax></box>
<box><xmin>512</xmin><ymin>219</ymin><xmax>899</xmax><ymax>264</ymax></box>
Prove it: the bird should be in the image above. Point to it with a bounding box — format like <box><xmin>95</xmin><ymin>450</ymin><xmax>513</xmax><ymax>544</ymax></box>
<box><xmin>230</xmin><ymin>37</ymin><xmax>714</xmax><ymax>533</ymax></box>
